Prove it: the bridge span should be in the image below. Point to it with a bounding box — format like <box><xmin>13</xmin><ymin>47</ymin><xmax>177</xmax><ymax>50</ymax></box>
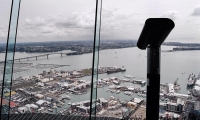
<box><xmin>0</xmin><ymin>52</ymin><xmax>69</xmax><ymax>63</ymax></box>
<box><xmin>14</xmin><ymin>52</ymin><xmax>68</xmax><ymax>62</ymax></box>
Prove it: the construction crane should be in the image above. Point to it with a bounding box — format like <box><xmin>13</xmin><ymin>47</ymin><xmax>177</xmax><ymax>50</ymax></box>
<box><xmin>174</xmin><ymin>78</ymin><xmax>179</xmax><ymax>86</ymax></box>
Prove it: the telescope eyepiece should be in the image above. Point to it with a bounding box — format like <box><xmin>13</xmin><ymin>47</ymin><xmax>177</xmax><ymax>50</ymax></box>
<box><xmin>137</xmin><ymin>18</ymin><xmax>175</xmax><ymax>50</ymax></box>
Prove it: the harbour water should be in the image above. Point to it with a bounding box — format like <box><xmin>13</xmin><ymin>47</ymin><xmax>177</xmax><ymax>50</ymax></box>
<box><xmin>1</xmin><ymin>46</ymin><xmax>200</xmax><ymax>113</ymax></box>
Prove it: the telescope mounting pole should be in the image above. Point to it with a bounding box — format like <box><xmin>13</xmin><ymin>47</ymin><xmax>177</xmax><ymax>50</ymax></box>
<box><xmin>146</xmin><ymin>45</ymin><xmax>160</xmax><ymax>120</ymax></box>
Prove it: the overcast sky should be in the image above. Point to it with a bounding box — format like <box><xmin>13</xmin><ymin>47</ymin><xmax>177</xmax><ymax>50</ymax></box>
<box><xmin>0</xmin><ymin>0</ymin><xmax>200</xmax><ymax>43</ymax></box>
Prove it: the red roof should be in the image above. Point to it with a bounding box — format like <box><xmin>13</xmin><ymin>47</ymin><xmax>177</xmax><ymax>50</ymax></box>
<box><xmin>0</xmin><ymin>99</ymin><xmax>8</xmax><ymax>105</ymax></box>
<box><xmin>10</xmin><ymin>101</ymin><xmax>17</xmax><ymax>107</ymax></box>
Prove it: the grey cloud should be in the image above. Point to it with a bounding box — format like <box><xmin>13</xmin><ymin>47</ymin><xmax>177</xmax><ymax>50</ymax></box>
<box><xmin>74</xmin><ymin>16</ymin><xmax>94</xmax><ymax>29</ymax></box>
<box><xmin>192</xmin><ymin>5</ymin><xmax>200</xmax><ymax>16</ymax></box>
<box><xmin>40</xmin><ymin>27</ymin><xmax>55</xmax><ymax>33</ymax></box>
<box><xmin>138</xmin><ymin>21</ymin><xmax>145</xmax><ymax>25</ymax></box>
<box><xmin>0</xmin><ymin>25</ymin><xmax>4</xmax><ymax>29</ymax></box>
<box><xmin>102</xmin><ymin>8</ymin><xmax>115</xmax><ymax>18</ymax></box>
<box><xmin>0</xmin><ymin>29</ymin><xmax>6</xmax><ymax>39</ymax></box>
<box><xmin>25</xmin><ymin>17</ymin><xmax>46</xmax><ymax>29</ymax></box>
<box><xmin>101</xmin><ymin>8</ymin><xmax>136</xmax><ymax>32</ymax></box>
<box><xmin>21</xmin><ymin>11</ymin><xmax>95</xmax><ymax>39</ymax></box>
<box><xmin>102</xmin><ymin>8</ymin><xmax>131</xmax><ymax>21</ymax></box>
<box><xmin>55</xmin><ymin>22</ymin><xmax>78</xmax><ymax>28</ymax></box>
<box><xmin>114</xmin><ymin>14</ymin><xmax>131</xmax><ymax>20</ymax></box>
<box><xmin>48</xmin><ymin>12</ymin><xmax>94</xmax><ymax>29</ymax></box>
<box><xmin>49</xmin><ymin>13</ymin><xmax>79</xmax><ymax>28</ymax></box>
<box><xmin>160</xmin><ymin>11</ymin><xmax>179</xmax><ymax>20</ymax></box>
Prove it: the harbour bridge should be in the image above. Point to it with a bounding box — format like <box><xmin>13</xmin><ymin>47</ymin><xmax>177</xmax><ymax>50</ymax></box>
<box><xmin>0</xmin><ymin>52</ymin><xmax>69</xmax><ymax>63</ymax></box>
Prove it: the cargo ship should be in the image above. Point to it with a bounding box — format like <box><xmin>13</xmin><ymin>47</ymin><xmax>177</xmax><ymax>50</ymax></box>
<box><xmin>107</xmin><ymin>67</ymin><xmax>126</xmax><ymax>74</ymax></box>
<box><xmin>66</xmin><ymin>52</ymin><xmax>83</xmax><ymax>56</ymax></box>
<box><xmin>187</xmin><ymin>73</ymin><xmax>195</xmax><ymax>87</ymax></box>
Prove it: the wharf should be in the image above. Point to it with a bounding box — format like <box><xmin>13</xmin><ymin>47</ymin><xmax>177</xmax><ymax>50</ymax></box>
<box><xmin>12</xmin><ymin>81</ymin><xmax>35</xmax><ymax>90</ymax></box>
<box><xmin>37</xmin><ymin>64</ymin><xmax>70</xmax><ymax>66</ymax></box>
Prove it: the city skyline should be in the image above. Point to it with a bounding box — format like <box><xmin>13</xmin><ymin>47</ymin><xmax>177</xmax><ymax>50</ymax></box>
<box><xmin>0</xmin><ymin>0</ymin><xmax>200</xmax><ymax>43</ymax></box>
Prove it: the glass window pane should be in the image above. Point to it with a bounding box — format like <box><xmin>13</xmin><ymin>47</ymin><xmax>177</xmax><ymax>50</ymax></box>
<box><xmin>90</xmin><ymin>0</ymin><xmax>102</xmax><ymax>118</ymax></box>
<box><xmin>98</xmin><ymin>1</ymin><xmax>147</xmax><ymax>119</ymax></box>
<box><xmin>0</xmin><ymin>0</ymin><xmax>12</xmax><ymax>101</ymax></box>
<box><xmin>1</xmin><ymin>0</ymin><xmax>21</xmax><ymax>118</ymax></box>
<box><xmin>10</xmin><ymin>0</ymin><xmax>96</xmax><ymax>119</ymax></box>
<box><xmin>99</xmin><ymin>0</ymin><xmax>199</xmax><ymax>119</ymax></box>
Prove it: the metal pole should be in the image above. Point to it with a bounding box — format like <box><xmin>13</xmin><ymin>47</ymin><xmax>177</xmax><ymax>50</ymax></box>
<box><xmin>146</xmin><ymin>46</ymin><xmax>160</xmax><ymax>120</ymax></box>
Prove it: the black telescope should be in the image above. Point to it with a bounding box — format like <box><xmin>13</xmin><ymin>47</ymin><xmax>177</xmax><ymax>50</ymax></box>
<box><xmin>137</xmin><ymin>18</ymin><xmax>175</xmax><ymax>120</ymax></box>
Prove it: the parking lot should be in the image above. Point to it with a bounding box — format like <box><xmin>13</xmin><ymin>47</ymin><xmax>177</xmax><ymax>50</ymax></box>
<box><xmin>130</xmin><ymin>106</ymin><xmax>146</xmax><ymax>120</ymax></box>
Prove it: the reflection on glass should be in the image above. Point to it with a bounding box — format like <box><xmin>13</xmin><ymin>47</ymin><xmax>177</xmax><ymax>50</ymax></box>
<box><xmin>7</xmin><ymin>0</ymin><xmax>96</xmax><ymax>119</ymax></box>
<box><xmin>98</xmin><ymin>0</ymin><xmax>200</xmax><ymax>119</ymax></box>
<box><xmin>1</xmin><ymin>0</ymin><xmax>21</xmax><ymax>118</ymax></box>
<box><xmin>90</xmin><ymin>0</ymin><xmax>102</xmax><ymax>119</ymax></box>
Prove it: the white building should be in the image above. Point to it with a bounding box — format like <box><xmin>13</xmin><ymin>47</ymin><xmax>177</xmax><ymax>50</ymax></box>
<box><xmin>37</xmin><ymin>82</ymin><xmax>44</xmax><ymax>87</ymax></box>
<box><xmin>72</xmin><ymin>71</ymin><xmax>80</xmax><ymax>76</ymax></box>
<box><xmin>167</xmin><ymin>83</ymin><xmax>175</xmax><ymax>93</ymax></box>
<box><xmin>25</xmin><ymin>104</ymin><xmax>38</xmax><ymax>112</ymax></box>
<box><xmin>35</xmin><ymin>94</ymin><xmax>45</xmax><ymax>99</ymax></box>
<box><xmin>36</xmin><ymin>100</ymin><xmax>50</xmax><ymax>106</ymax></box>
<box><xmin>39</xmin><ymin>78</ymin><xmax>49</xmax><ymax>83</ymax></box>
<box><xmin>133</xmin><ymin>98</ymin><xmax>143</xmax><ymax>104</ymax></box>
<box><xmin>33</xmin><ymin>74</ymin><xmax>43</xmax><ymax>79</ymax></box>
<box><xmin>127</xmin><ymin>102</ymin><xmax>137</xmax><ymax>108</ymax></box>
<box><xmin>49</xmin><ymin>89</ymin><xmax>57</xmax><ymax>94</ymax></box>
<box><xmin>22</xmin><ymin>76</ymin><xmax>31</xmax><ymax>80</ymax></box>
<box><xmin>166</xmin><ymin>102</ymin><xmax>183</xmax><ymax>113</ymax></box>
<box><xmin>55</xmin><ymin>72</ymin><xmax>62</xmax><ymax>77</ymax></box>
<box><xmin>192</xmin><ymin>79</ymin><xmax>200</xmax><ymax>96</ymax></box>
<box><xmin>192</xmin><ymin>85</ymin><xmax>200</xmax><ymax>96</ymax></box>
<box><xmin>55</xmin><ymin>82</ymin><xmax>71</xmax><ymax>88</ymax></box>
<box><xmin>39</xmin><ymin>77</ymin><xmax>53</xmax><ymax>83</ymax></box>
<box><xmin>18</xmin><ymin>107</ymin><xmax>29</xmax><ymax>113</ymax></box>
<box><xmin>61</xmin><ymin>72</ymin><xmax>70</xmax><ymax>77</ymax></box>
<box><xmin>173</xmin><ymin>93</ymin><xmax>189</xmax><ymax>99</ymax></box>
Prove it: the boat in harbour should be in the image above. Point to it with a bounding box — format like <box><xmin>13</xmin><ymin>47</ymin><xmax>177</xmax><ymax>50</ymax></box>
<box><xmin>57</xmin><ymin>104</ymin><xmax>62</xmax><ymax>107</ymax></box>
<box><xmin>137</xmin><ymin>92</ymin><xmax>142</xmax><ymax>96</ymax></box>
<box><xmin>124</xmin><ymin>75</ymin><xmax>133</xmax><ymax>78</ymax></box>
<box><xmin>124</xmin><ymin>91</ymin><xmax>128</xmax><ymax>95</ymax></box>
<box><xmin>107</xmin><ymin>68</ymin><xmax>126</xmax><ymax>74</ymax></box>
<box><xmin>68</xmin><ymin>102</ymin><xmax>71</xmax><ymax>105</ymax></box>
<box><xmin>48</xmin><ymin>109</ymin><xmax>53</xmax><ymax>112</ymax></box>
<box><xmin>187</xmin><ymin>73</ymin><xmax>195</xmax><ymax>87</ymax></box>
<box><xmin>132</xmin><ymin>79</ymin><xmax>146</xmax><ymax>85</ymax></box>
<box><xmin>116</xmin><ymin>90</ymin><xmax>120</xmax><ymax>94</ymax></box>
<box><xmin>62</xmin><ymin>95</ymin><xmax>71</xmax><ymax>100</ymax></box>
<box><xmin>52</xmin><ymin>106</ymin><xmax>57</xmax><ymax>108</ymax></box>
<box><xmin>142</xmin><ymin>94</ymin><xmax>146</xmax><ymax>97</ymax></box>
